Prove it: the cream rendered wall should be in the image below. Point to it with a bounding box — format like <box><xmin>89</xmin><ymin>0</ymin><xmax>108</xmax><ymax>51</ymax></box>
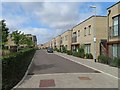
<box><xmin>95</xmin><ymin>17</ymin><xmax>108</xmax><ymax>57</ymax></box>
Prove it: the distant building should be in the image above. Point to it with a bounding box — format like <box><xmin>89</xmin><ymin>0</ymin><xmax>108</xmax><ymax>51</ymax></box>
<box><xmin>25</xmin><ymin>34</ymin><xmax>37</xmax><ymax>47</ymax></box>
<box><xmin>54</xmin><ymin>35</ymin><xmax>61</xmax><ymax>50</ymax></box>
<box><xmin>60</xmin><ymin>30</ymin><xmax>72</xmax><ymax>51</ymax></box>
<box><xmin>6</xmin><ymin>34</ymin><xmax>37</xmax><ymax>50</ymax></box>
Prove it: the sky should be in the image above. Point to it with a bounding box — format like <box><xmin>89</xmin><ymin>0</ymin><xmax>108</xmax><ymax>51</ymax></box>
<box><xmin>1</xmin><ymin>1</ymin><xmax>118</xmax><ymax>44</ymax></box>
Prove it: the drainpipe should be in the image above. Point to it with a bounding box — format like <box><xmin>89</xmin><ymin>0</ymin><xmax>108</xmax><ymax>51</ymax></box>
<box><xmin>107</xmin><ymin>10</ymin><xmax>111</xmax><ymax>57</ymax></box>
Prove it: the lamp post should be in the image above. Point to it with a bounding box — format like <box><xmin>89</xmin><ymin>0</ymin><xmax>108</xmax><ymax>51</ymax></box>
<box><xmin>90</xmin><ymin>5</ymin><xmax>97</xmax><ymax>62</ymax></box>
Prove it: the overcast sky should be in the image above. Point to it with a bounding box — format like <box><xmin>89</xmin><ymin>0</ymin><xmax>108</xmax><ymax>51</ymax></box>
<box><xmin>1</xmin><ymin>1</ymin><xmax>118</xmax><ymax>44</ymax></box>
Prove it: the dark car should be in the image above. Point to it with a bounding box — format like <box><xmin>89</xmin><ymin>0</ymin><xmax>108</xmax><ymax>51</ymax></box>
<box><xmin>47</xmin><ymin>48</ymin><xmax>53</xmax><ymax>53</ymax></box>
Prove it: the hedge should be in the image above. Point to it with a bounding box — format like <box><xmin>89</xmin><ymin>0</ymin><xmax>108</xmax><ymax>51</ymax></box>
<box><xmin>98</xmin><ymin>55</ymin><xmax>111</xmax><ymax>64</ymax></box>
<box><xmin>109</xmin><ymin>57</ymin><xmax>120</xmax><ymax>67</ymax></box>
<box><xmin>67</xmin><ymin>50</ymin><xmax>72</xmax><ymax>55</ymax></box>
<box><xmin>98</xmin><ymin>55</ymin><xmax>120</xmax><ymax>67</ymax></box>
<box><xmin>2</xmin><ymin>48</ymin><xmax>36</xmax><ymax>90</ymax></box>
<box><xmin>85</xmin><ymin>53</ymin><xmax>93</xmax><ymax>59</ymax></box>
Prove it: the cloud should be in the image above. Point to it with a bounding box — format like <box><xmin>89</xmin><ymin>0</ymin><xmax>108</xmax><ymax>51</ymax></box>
<box><xmin>2</xmin><ymin>2</ymin><xmax>106</xmax><ymax>44</ymax></box>
<box><xmin>20</xmin><ymin>28</ymin><xmax>54</xmax><ymax>44</ymax></box>
<box><xmin>2</xmin><ymin>0</ymin><xmax>119</xmax><ymax>2</ymax></box>
<box><xmin>35</xmin><ymin>2</ymin><xmax>81</xmax><ymax>29</ymax></box>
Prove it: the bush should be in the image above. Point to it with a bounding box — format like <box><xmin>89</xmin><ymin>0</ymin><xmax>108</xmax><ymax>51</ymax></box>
<box><xmin>85</xmin><ymin>53</ymin><xmax>93</xmax><ymax>59</ymax></box>
<box><xmin>67</xmin><ymin>50</ymin><xmax>72</xmax><ymax>55</ymax></box>
<box><xmin>56</xmin><ymin>49</ymin><xmax>60</xmax><ymax>52</ymax></box>
<box><xmin>78</xmin><ymin>48</ymin><xmax>85</xmax><ymax>58</ymax></box>
<box><xmin>2</xmin><ymin>48</ymin><xmax>36</xmax><ymax>90</ymax></box>
<box><xmin>61</xmin><ymin>46</ymin><xmax>67</xmax><ymax>53</ymax></box>
<box><xmin>109</xmin><ymin>57</ymin><xmax>120</xmax><ymax>67</ymax></box>
<box><xmin>98</xmin><ymin>55</ymin><xmax>111</xmax><ymax>64</ymax></box>
<box><xmin>72</xmin><ymin>51</ymin><xmax>79</xmax><ymax>57</ymax></box>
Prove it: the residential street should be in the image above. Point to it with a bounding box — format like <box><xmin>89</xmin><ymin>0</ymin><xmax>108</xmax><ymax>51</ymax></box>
<box><xmin>15</xmin><ymin>50</ymin><xmax>118</xmax><ymax>89</ymax></box>
<box><xmin>28</xmin><ymin>50</ymin><xmax>97</xmax><ymax>74</ymax></box>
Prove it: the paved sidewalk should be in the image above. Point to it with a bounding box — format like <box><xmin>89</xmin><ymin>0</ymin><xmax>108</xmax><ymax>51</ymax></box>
<box><xmin>18</xmin><ymin>73</ymin><xmax>117</xmax><ymax>88</ymax></box>
<box><xmin>54</xmin><ymin>52</ymin><xmax>118</xmax><ymax>78</ymax></box>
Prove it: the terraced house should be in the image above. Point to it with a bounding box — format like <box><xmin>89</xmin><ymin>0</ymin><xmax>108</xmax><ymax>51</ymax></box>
<box><xmin>60</xmin><ymin>30</ymin><xmax>72</xmax><ymax>51</ymax></box>
<box><xmin>51</xmin><ymin>38</ymin><xmax>56</xmax><ymax>49</ymax></box>
<box><xmin>54</xmin><ymin>35</ymin><xmax>61</xmax><ymax>50</ymax></box>
<box><xmin>107</xmin><ymin>1</ymin><xmax>120</xmax><ymax>58</ymax></box>
<box><xmin>71</xmin><ymin>16</ymin><xmax>108</xmax><ymax>58</ymax></box>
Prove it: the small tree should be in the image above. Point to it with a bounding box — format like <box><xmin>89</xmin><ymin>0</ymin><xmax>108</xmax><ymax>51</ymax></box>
<box><xmin>11</xmin><ymin>30</ymin><xmax>22</xmax><ymax>51</ymax></box>
<box><xmin>25</xmin><ymin>38</ymin><xmax>34</xmax><ymax>48</ymax></box>
<box><xmin>78</xmin><ymin>45</ymin><xmax>85</xmax><ymax>58</ymax></box>
<box><xmin>0</xmin><ymin>20</ymin><xmax>9</xmax><ymax>49</ymax></box>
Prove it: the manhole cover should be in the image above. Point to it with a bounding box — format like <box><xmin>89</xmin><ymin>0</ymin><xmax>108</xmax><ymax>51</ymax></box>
<box><xmin>79</xmin><ymin>77</ymin><xmax>91</xmax><ymax>80</ymax></box>
<box><xmin>39</xmin><ymin>79</ymin><xmax>55</xmax><ymax>87</ymax></box>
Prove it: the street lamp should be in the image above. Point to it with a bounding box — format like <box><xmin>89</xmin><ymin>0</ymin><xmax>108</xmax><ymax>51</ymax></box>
<box><xmin>90</xmin><ymin>5</ymin><xmax>97</xmax><ymax>62</ymax></box>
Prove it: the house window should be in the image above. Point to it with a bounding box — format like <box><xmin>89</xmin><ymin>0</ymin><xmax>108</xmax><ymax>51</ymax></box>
<box><xmin>78</xmin><ymin>30</ymin><xmax>80</xmax><ymax>37</ymax></box>
<box><xmin>85</xmin><ymin>44</ymin><xmax>91</xmax><ymax>54</ymax></box>
<box><xmin>88</xmin><ymin>25</ymin><xmax>91</xmax><ymax>35</ymax></box>
<box><xmin>72</xmin><ymin>32</ymin><xmax>77</xmax><ymax>43</ymax></box>
<box><xmin>65</xmin><ymin>35</ymin><xmax>68</xmax><ymax>41</ymax></box>
<box><xmin>84</xmin><ymin>27</ymin><xmax>86</xmax><ymax>36</ymax></box>
<box><xmin>113</xmin><ymin>16</ymin><xmax>118</xmax><ymax>36</ymax></box>
<box><xmin>112</xmin><ymin>44</ymin><xmax>118</xmax><ymax>58</ymax></box>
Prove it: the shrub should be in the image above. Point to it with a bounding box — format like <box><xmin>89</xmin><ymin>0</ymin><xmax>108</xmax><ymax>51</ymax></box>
<box><xmin>2</xmin><ymin>48</ymin><xmax>36</xmax><ymax>90</ymax></box>
<box><xmin>109</xmin><ymin>57</ymin><xmax>120</xmax><ymax>67</ymax></box>
<box><xmin>72</xmin><ymin>51</ymin><xmax>79</xmax><ymax>57</ymax></box>
<box><xmin>85</xmin><ymin>53</ymin><xmax>93</xmax><ymax>59</ymax></box>
<box><xmin>67</xmin><ymin>50</ymin><xmax>72</xmax><ymax>55</ymax></box>
<box><xmin>78</xmin><ymin>48</ymin><xmax>85</xmax><ymax>58</ymax></box>
<box><xmin>56</xmin><ymin>49</ymin><xmax>60</xmax><ymax>52</ymax></box>
<box><xmin>98</xmin><ymin>55</ymin><xmax>111</xmax><ymax>64</ymax></box>
<box><xmin>62</xmin><ymin>46</ymin><xmax>67</xmax><ymax>53</ymax></box>
<box><xmin>54</xmin><ymin>48</ymin><xmax>57</xmax><ymax>51</ymax></box>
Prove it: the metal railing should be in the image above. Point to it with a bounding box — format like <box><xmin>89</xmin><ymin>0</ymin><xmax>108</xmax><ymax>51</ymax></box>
<box><xmin>108</xmin><ymin>25</ymin><xmax>119</xmax><ymax>39</ymax></box>
<box><xmin>72</xmin><ymin>36</ymin><xmax>77</xmax><ymax>43</ymax></box>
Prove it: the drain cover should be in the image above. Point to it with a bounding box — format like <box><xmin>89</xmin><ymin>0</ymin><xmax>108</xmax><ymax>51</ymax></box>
<box><xmin>79</xmin><ymin>77</ymin><xmax>91</xmax><ymax>80</ymax></box>
<box><xmin>39</xmin><ymin>79</ymin><xmax>55</xmax><ymax>87</ymax></box>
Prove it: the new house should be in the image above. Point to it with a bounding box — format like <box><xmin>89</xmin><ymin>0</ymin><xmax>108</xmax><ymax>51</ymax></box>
<box><xmin>107</xmin><ymin>1</ymin><xmax>120</xmax><ymax>58</ymax></box>
<box><xmin>71</xmin><ymin>16</ymin><xmax>108</xmax><ymax>58</ymax></box>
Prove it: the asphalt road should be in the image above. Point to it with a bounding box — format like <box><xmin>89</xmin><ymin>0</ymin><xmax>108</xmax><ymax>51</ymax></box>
<box><xmin>28</xmin><ymin>50</ymin><xmax>98</xmax><ymax>75</ymax></box>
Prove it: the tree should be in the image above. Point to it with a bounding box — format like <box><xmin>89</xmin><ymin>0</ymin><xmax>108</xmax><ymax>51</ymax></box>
<box><xmin>25</xmin><ymin>38</ymin><xmax>34</xmax><ymax>47</ymax></box>
<box><xmin>11</xmin><ymin>31</ymin><xmax>35</xmax><ymax>51</ymax></box>
<box><xmin>11</xmin><ymin>30</ymin><xmax>22</xmax><ymax>51</ymax></box>
<box><xmin>0</xmin><ymin>20</ymin><xmax>9</xmax><ymax>49</ymax></box>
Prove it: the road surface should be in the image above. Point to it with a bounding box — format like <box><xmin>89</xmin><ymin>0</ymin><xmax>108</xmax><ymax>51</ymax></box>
<box><xmin>28</xmin><ymin>50</ymin><xmax>98</xmax><ymax>75</ymax></box>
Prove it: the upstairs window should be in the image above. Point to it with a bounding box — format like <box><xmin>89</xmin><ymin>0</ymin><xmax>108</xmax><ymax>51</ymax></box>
<box><xmin>113</xmin><ymin>16</ymin><xmax>118</xmax><ymax>36</ymax></box>
<box><xmin>65</xmin><ymin>35</ymin><xmax>68</xmax><ymax>41</ymax></box>
<box><xmin>88</xmin><ymin>25</ymin><xmax>91</xmax><ymax>35</ymax></box>
<box><xmin>78</xmin><ymin>30</ymin><xmax>80</xmax><ymax>37</ymax></box>
<box><xmin>84</xmin><ymin>27</ymin><xmax>86</xmax><ymax>36</ymax></box>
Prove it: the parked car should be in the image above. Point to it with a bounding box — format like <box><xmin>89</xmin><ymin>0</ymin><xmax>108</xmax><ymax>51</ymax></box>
<box><xmin>47</xmin><ymin>47</ymin><xmax>53</xmax><ymax>53</ymax></box>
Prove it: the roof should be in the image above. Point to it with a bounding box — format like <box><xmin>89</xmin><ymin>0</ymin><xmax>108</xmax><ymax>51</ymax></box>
<box><xmin>107</xmin><ymin>1</ymin><xmax>120</xmax><ymax>10</ymax></box>
<box><xmin>60</xmin><ymin>29</ymin><xmax>72</xmax><ymax>36</ymax></box>
<box><xmin>72</xmin><ymin>15</ymin><xmax>107</xmax><ymax>29</ymax></box>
